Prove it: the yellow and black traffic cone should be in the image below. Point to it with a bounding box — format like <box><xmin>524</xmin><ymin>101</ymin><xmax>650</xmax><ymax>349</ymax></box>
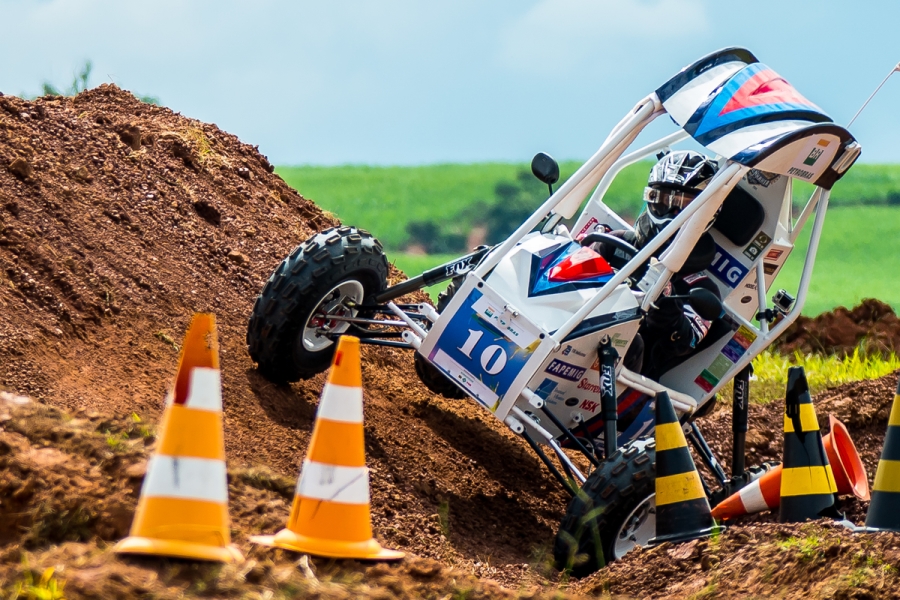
<box><xmin>862</xmin><ymin>375</ymin><xmax>900</xmax><ymax>532</ymax></box>
<box><xmin>779</xmin><ymin>366</ymin><xmax>838</xmax><ymax>523</ymax></box>
<box><xmin>649</xmin><ymin>391</ymin><xmax>724</xmax><ymax>545</ymax></box>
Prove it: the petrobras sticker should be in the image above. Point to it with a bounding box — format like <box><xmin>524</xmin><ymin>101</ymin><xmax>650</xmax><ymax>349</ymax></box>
<box><xmin>472</xmin><ymin>295</ymin><xmax>541</xmax><ymax>350</ymax></box>
<box><xmin>787</xmin><ymin>137</ymin><xmax>834</xmax><ymax>181</ymax></box>
<box><xmin>709</xmin><ymin>244</ymin><xmax>749</xmax><ymax>288</ymax></box>
<box><xmin>544</xmin><ymin>359</ymin><xmax>586</xmax><ymax>382</ymax></box>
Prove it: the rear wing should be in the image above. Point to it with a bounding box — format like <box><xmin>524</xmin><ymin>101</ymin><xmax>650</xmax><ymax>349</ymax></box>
<box><xmin>658</xmin><ymin>47</ymin><xmax>861</xmax><ymax>188</ymax></box>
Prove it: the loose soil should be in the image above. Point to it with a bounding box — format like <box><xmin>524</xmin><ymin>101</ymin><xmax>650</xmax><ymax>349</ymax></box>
<box><xmin>1</xmin><ymin>86</ymin><xmax>899</xmax><ymax>598</ymax></box>
<box><xmin>777</xmin><ymin>298</ymin><xmax>900</xmax><ymax>357</ymax></box>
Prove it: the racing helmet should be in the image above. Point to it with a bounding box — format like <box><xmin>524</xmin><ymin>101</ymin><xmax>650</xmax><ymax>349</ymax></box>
<box><xmin>643</xmin><ymin>150</ymin><xmax>718</xmax><ymax>226</ymax></box>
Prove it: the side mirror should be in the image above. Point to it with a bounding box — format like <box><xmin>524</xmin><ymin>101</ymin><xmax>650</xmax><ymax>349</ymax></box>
<box><xmin>531</xmin><ymin>152</ymin><xmax>560</xmax><ymax>186</ymax></box>
<box><xmin>687</xmin><ymin>288</ymin><xmax>724</xmax><ymax>321</ymax></box>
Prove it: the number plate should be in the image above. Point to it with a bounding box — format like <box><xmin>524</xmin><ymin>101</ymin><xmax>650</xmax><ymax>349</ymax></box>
<box><xmin>425</xmin><ymin>282</ymin><xmax>542</xmax><ymax>412</ymax></box>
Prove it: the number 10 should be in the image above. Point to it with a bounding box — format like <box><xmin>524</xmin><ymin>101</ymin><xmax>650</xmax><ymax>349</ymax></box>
<box><xmin>457</xmin><ymin>329</ymin><xmax>508</xmax><ymax>375</ymax></box>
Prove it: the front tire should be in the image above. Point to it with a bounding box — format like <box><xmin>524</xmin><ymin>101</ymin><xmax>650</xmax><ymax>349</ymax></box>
<box><xmin>247</xmin><ymin>226</ymin><xmax>388</xmax><ymax>383</ymax></box>
<box><xmin>554</xmin><ymin>437</ymin><xmax>657</xmax><ymax>577</ymax></box>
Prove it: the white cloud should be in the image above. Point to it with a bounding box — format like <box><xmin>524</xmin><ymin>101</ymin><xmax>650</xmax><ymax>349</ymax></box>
<box><xmin>495</xmin><ymin>0</ymin><xmax>710</xmax><ymax>75</ymax></box>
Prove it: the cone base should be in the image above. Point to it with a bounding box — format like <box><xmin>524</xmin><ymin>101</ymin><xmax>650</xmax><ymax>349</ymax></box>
<box><xmin>648</xmin><ymin>524</ymin><xmax>725</xmax><ymax>547</ymax></box>
<box><xmin>856</xmin><ymin>525</ymin><xmax>900</xmax><ymax>534</ymax></box>
<box><xmin>251</xmin><ymin>529</ymin><xmax>404</xmax><ymax>561</ymax></box>
<box><xmin>114</xmin><ymin>536</ymin><xmax>244</xmax><ymax>564</ymax></box>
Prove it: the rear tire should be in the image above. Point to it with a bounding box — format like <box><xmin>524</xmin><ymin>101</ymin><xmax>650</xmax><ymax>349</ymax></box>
<box><xmin>247</xmin><ymin>226</ymin><xmax>388</xmax><ymax>383</ymax></box>
<box><xmin>554</xmin><ymin>437</ymin><xmax>657</xmax><ymax>577</ymax></box>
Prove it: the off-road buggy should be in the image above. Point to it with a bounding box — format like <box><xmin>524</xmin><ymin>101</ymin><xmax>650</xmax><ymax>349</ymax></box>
<box><xmin>247</xmin><ymin>47</ymin><xmax>860</xmax><ymax>575</ymax></box>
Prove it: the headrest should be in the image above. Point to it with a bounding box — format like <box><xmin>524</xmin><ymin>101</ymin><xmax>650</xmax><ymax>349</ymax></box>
<box><xmin>713</xmin><ymin>186</ymin><xmax>766</xmax><ymax>246</ymax></box>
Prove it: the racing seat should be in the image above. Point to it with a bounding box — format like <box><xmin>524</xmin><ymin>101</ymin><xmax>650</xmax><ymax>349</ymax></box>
<box><xmin>656</xmin><ymin>185</ymin><xmax>767</xmax><ymax>380</ymax></box>
<box><xmin>712</xmin><ymin>185</ymin><xmax>766</xmax><ymax>246</ymax></box>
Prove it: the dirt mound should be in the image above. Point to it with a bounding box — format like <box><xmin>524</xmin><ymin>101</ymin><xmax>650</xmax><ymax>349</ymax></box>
<box><xmin>577</xmin><ymin>368</ymin><xmax>900</xmax><ymax>598</ymax></box>
<box><xmin>576</xmin><ymin>521</ymin><xmax>900</xmax><ymax>599</ymax></box>
<box><xmin>777</xmin><ymin>298</ymin><xmax>900</xmax><ymax>356</ymax></box>
<box><xmin>0</xmin><ymin>87</ymin><xmax>569</xmax><ymax>588</ymax></box>
<box><xmin>5</xmin><ymin>86</ymin><xmax>900</xmax><ymax>599</ymax></box>
<box><xmin>0</xmin><ymin>395</ymin><xmax>574</xmax><ymax>599</ymax></box>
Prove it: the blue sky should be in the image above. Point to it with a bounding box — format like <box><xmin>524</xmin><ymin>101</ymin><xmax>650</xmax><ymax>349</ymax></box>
<box><xmin>1</xmin><ymin>0</ymin><xmax>898</xmax><ymax>165</ymax></box>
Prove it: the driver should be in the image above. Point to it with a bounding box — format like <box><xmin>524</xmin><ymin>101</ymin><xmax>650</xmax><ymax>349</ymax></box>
<box><xmin>592</xmin><ymin>150</ymin><xmax>722</xmax><ymax>379</ymax></box>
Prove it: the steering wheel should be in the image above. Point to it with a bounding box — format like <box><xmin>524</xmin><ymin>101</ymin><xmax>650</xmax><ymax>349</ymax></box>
<box><xmin>580</xmin><ymin>232</ymin><xmax>639</xmax><ymax>270</ymax></box>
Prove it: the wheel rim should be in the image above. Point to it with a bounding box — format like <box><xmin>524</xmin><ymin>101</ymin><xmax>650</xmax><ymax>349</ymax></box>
<box><xmin>613</xmin><ymin>493</ymin><xmax>656</xmax><ymax>560</ymax></box>
<box><xmin>300</xmin><ymin>280</ymin><xmax>365</xmax><ymax>352</ymax></box>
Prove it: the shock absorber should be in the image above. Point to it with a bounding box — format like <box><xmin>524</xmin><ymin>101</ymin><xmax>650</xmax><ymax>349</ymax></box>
<box><xmin>731</xmin><ymin>364</ymin><xmax>752</xmax><ymax>476</ymax></box>
<box><xmin>599</xmin><ymin>338</ymin><xmax>619</xmax><ymax>459</ymax></box>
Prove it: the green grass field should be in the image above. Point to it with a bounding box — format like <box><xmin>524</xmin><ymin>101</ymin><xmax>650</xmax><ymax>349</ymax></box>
<box><xmin>278</xmin><ymin>163</ymin><xmax>900</xmax><ymax>315</ymax></box>
<box><xmin>277</xmin><ymin>161</ymin><xmax>650</xmax><ymax>250</ymax></box>
<box><xmin>388</xmin><ymin>205</ymin><xmax>900</xmax><ymax>315</ymax></box>
<box><xmin>278</xmin><ymin>163</ymin><xmax>900</xmax><ymax>252</ymax></box>
<box><xmin>773</xmin><ymin>205</ymin><xmax>900</xmax><ymax>315</ymax></box>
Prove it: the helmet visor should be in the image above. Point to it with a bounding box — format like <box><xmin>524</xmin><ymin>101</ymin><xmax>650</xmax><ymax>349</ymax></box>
<box><xmin>643</xmin><ymin>186</ymin><xmax>698</xmax><ymax>214</ymax></box>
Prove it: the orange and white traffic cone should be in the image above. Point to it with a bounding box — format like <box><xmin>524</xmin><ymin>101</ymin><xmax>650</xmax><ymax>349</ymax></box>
<box><xmin>251</xmin><ymin>336</ymin><xmax>403</xmax><ymax>560</ymax></box>
<box><xmin>712</xmin><ymin>415</ymin><xmax>869</xmax><ymax>520</ymax></box>
<box><xmin>114</xmin><ymin>313</ymin><xmax>243</xmax><ymax>563</ymax></box>
<box><xmin>711</xmin><ymin>465</ymin><xmax>780</xmax><ymax>520</ymax></box>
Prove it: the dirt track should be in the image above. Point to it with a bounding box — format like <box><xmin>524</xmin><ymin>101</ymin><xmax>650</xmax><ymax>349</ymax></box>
<box><xmin>2</xmin><ymin>87</ymin><xmax>900</xmax><ymax>598</ymax></box>
<box><xmin>0</xmin><ymin>86</ymin><xmax>570</xmax><ymax>590</ymax></box>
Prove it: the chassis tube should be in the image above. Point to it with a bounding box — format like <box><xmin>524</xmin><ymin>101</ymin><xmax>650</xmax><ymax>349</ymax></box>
<box><xmin>372</xmin><ymin>246</ymin><xmax>491</xmax><ymax>304</ymax></box>
<box><xmin>474</xmin><ymin>97</ymin><xmax>661</xmax><ymax>279</ymax></box>
<box><xmin>521</xmin><ymin>430</ymin><xmax>577</xmax><ymax>497</ymax></box>
<box><xmin>687</xmin><ymin>422</ymin><xmax>727</xmax><ymax>487</ymax></box>
<box><xmin>552</xmin><ymin>163</ymin><xmax>746</xmax><ymax>343</ymax></box>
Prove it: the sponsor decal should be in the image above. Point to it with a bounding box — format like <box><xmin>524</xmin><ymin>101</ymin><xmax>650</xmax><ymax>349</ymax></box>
<box><xmin>747</xmin><ymin>169</ymin><xmax>781</xmax><ymax>188</ymax></box>
<box><xmin>700</xmin><ymin>369</ymin><xmax>720</xmax><ymax>386</ymax></box>
<box><xmin>610</xmin><ymin>333</ymin><xmax>629</xmax><ymax>348</ymax></box>
<box><xmin>763</xmin><ymin>262</ymin><xmax>778</xmax><ymax>275</ymax></box>
<box><xmin>709</xmin><ymin>244</ymin><xmax>749</xmax><ymax>288</ymax></box>
<box><xmin>787</xmin><ymin>166</ymin><xmax>815</xmax><ymax>180</ymax></box>
<box><xmin>472</xmin><ymin>295</ymin><xmax>541</xmax><ymax>349</ymax></box>
<box><xmin>765</xmin><ymin>249</ymin><xmax>784</xmax><ymax>260</ymax></box>
<box><xmin>708</xmin><ymin>354</ymin><xmax>733</xmax><ymax>380</ymax></box>
<box><xmin>742</xmin><ymin>231</ymin><xmax>772</xmax><ymax>261</ymax></box>
<box><xmin>600</xmin><ymin>365</ymin><xmax>615</xmax><ymax>398</ymax></box>
<box><xmin>565</xmin><ymin>397</ymin><xmax>579</xmax><ymax>407</ymax></box>
<box><xmin>577</xmin><ymin>378</ymin><xmax>602</xmax><ymax>394</ymax></box>
<box><xmin>444</xmin><ymin>256</ymin><xmax>475</xmax><ymax>278</ymax></box>
<box><xmin>545</xmin><ymin>359</ymin><xmax>586</xmax><ymax>382</ymax></box>
<box><xmin>576</xmin><ymin>216</ymin><xmax>599</xmax><ymax>239</ymax></box>
<box><xmin>682</xmin><ymin>273</ymin><xmax>706</xmax><ymax>285</ymax></box>
<box><xmin>534</xmin><ymin>378</ymin><xmax>558</xmax><ymax>400</ymax></box>
<box><xmin>803</xmin><ymin>139</ymin><xmax>830</xmax><ymax>166</ymax></box>
<box><xmin>734</xmin><ymin>326</ymin><xmax>757</xmax><ymax>349</ymax></box>
<box><xmin>722</xmin><ymin>339</ymin><xmax>746</xmax><ymax>362</ymax></box>
<box><xmin>579</xmin><ymin>399</ymin><xmax>599</xmax><ymax>413</ymax></box>
<box><xmin>694</xmin><ymin>374</ymin><xmax>715</xmax><ymax>393</ymax></box>
<box><xmin>741</xmin><ymin>296</ymin><xmax>753</xmax><ymax>304</ymax></box>
<box><xmin>562</xmin><ymin>345</ymin><xmax>587</xmax><ymax>358</ymax></box>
